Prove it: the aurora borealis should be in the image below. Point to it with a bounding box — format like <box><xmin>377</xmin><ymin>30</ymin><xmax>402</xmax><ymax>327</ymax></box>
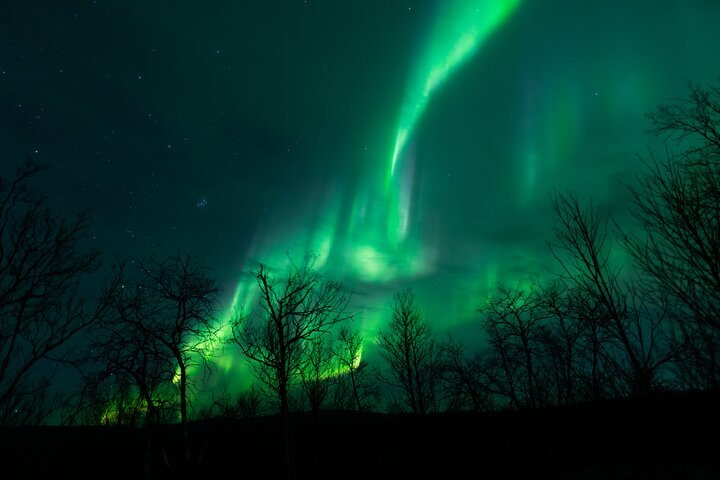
<box><xmin>389</xmin><ymin>0</ymin><xmax>522</xmax><ymax>178</ymax></box>
<box><xmin>219</xmin><ymin>0</ymin><xmax>526</xmax><ymax>382</ymax></box>
<box><xmin>2</xmin><ymin>0</ymin><xmax>720</xmax><ymax>396</ymax></box>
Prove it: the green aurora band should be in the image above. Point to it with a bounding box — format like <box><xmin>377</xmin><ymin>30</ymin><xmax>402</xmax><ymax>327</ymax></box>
<box><xmin>389</xmin><ymin>0</ymin><xmax>522</xmax><ymax>182</ymax></box>
<box><xmin>204</xmin><ymin>0</ymin><xmax>525</xmax><ymax>390</ymax></box>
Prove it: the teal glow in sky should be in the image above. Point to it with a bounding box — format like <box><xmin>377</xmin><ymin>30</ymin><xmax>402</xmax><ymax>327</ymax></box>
<box><xmin>3</xmin><ymin>0</ymin><xmax>720</xmax><ymax>397</ymax></box>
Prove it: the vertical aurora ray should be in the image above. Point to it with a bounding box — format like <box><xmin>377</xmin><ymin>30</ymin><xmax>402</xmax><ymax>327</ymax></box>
<box><xmin>200</xmin><ymin>0</ymin><xmax>524</xmax><ymax>398</ymax></box>
<box><xmin>388</xmin><ymin>0</ymin><xmax>523</xmax><ymax>182</ymax></box>
<box><xmin>352</xmin><ymin>0</ymin><xmax>525</xmax><ymax>291</ymax></box>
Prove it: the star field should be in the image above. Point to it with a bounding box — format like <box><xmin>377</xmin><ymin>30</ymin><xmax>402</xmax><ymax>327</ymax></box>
<box><xmin>2</xmin><ymin>0</ymin><xmax>720</xmax><ymax>393</ymax></box>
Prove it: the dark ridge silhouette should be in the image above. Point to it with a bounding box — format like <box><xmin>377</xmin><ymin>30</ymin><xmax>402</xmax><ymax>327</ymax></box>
<box><xmin>2</xmin><ymin>389</ymin><xmax>719</xmax><ymax>480</ymax></box>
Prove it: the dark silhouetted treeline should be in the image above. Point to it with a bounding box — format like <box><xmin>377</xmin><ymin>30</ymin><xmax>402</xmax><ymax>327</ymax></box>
<box><xmin>2</xmin><ymin>390</ymin><xmax>720</xmax><ymax>479</ymax></box>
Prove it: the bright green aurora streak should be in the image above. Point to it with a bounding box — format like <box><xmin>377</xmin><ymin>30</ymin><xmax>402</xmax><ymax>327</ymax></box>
<box><xmin>389</xmin><ymin>0</ymin><xmax>522</xmax><ymax>182</ymax></box>
<box><xmin>204</xmin><ymin>0</ymin><xmax>524</xmax><ymax>393</ymax></box>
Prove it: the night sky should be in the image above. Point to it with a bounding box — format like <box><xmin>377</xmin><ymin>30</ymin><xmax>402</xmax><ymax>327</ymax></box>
<box><xmin>3</xmin><ymin>0</ymin><xmax>720</xmax><ymax>391</ymax></box>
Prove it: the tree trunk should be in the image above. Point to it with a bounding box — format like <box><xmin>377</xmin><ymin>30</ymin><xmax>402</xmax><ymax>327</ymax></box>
<box><xmin>176</xmin><ymin>357</ymin><xmax>191</xmax><ymax>465</ymax></box>
<box><xmin>279</xmin><ymin>376</ymin><xmax>294</xmax><ymax>480</ymax></box>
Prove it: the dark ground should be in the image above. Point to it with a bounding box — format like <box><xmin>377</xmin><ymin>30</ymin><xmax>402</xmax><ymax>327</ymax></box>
<box><xmin>2</xmin><ymin>390</ymin><xmax>720</xmax><ymax>480</ymax></box>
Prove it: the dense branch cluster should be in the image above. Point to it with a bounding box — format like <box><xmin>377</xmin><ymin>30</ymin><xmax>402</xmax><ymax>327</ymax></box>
<box><xmin>0</xmin><ymin>160</ymin><xmax>111</xmax><ymax>426</ymax></box>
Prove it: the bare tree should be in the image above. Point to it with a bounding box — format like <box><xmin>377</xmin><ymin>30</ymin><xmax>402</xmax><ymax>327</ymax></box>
<box><xmin>624</xmin><ymin>79</ymin><xmax>720</xmax><ymax>388</ymax></box>
<box><xmin>438</xmin><ymin>334</ymin><xmax>492</xmax><ymax>411</ymax></box>
<box><xmin>198</xmin><ymin>384</ymin><xmax>265</xmax><ymax>420</ymax></box>
<box><xmin>85</xmin><ymin>300</ymin><xmax>176</xmax><ymax>480</ymax></box>
<box><xmin>229</xmin><ymin>255</ymin><xmax>351</xmax><ymax>478</ymax></box>
<box><xmin>87</xmin><ymin>308</ymin><xmax>174</xmax><ymax>429</ymax></box>
<box><xmin>0</xmin><ymin>160</ymin><xmax>114</xmax><ymax>425</ymax></box>
<box><xmin>377</xmin><ymin>288</ymin><xmax>440</xmax><ymax>414</ymax></box>
<box><xmin>548</xmin><ymin>191</ymin><xmax>673</xmax><ymax>396</ymax></box>
<box><xmin>535</xmin><ymin>281</ymin><xmax>584</xmax><ymax>405</ymax></box>
<box><xmin>332</xmin><ymin>326</ymin><xmax>378</xmax><ymax>412</ymax></box>
<box><xmin>544</xmin><ymin>283</ymin><xmax>613</xmax><ymax>402</ymax></box>
<box><xmin>138</xmin><ymin>255</ymin><xmax>221</xmax><ymax>440</ymax></box>
<box><xmin>299</xmin><ymin>335</ymin><xmax>336</xmax><ymax>416</ymax></box>
<box><xmin>480</xmin><ymin>284</ymin><xmax>546</xmax><ymax>408</ymax></box>
<box><xmin>89</xmin><ymin>254</ymin><xmax>221</xmax><ymax>470</ymax></box>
